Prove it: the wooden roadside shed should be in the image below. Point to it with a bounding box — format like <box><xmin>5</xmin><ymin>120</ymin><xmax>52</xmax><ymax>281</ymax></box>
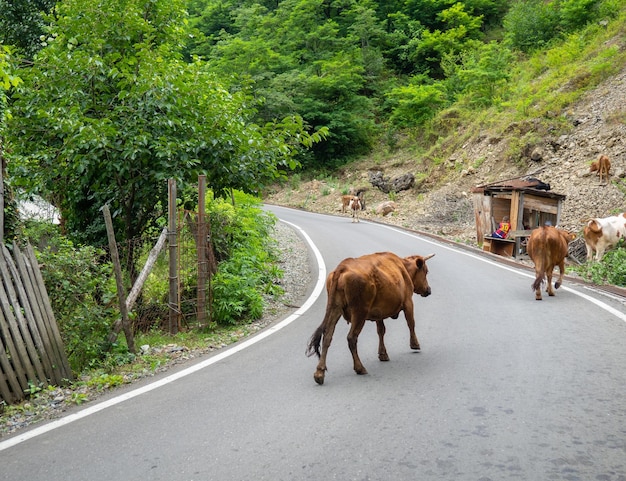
<box><xmin>472</xmin><ymin>179</ymin><xmax>566</xmax><ymax>258</ymax></box>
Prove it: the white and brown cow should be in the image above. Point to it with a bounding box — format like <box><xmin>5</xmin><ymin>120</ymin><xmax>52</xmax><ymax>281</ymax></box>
<box><xmin>583</xmin><ymin>213</ymin><xmax>626</xmax><ymax>261</ymax></box>
<box><xmin>348</xmin><ymin>195</ymin><xmax>362</xmax><ymax>222</ymax></box>
<box><xmin>306</xmin><ymin>252</ymin><xmax>434</xmax><ymax>385</ymax></box>
<box><xmin>341</xmin><ymin>194</ymin><xmax>362</xmax><ymax>222</ymax></box>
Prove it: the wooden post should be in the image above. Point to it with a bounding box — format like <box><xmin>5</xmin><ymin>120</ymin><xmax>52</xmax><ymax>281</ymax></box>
<box><xmin>126</xmin><ymin>227</ymin><xmax>167</xmax><ymax>312</ymax></box>
<box><xmin>197</xmin><ymin>175</ymin><xmax>207</xmax><ymax>328</ymax></box>
<box><xmin>102</xmin><ymin>205</ymin><xmax>136</xmax><ymax>353</ymax></box>
<box><xmin>107</xmin><ymin>227</ymin><xmax>168</xmax><ymax>341</ymax></box>
<box><xmin>168</xmin><ymin>179</ymin><xmax>179</xmax><ymax>335</ymax></box>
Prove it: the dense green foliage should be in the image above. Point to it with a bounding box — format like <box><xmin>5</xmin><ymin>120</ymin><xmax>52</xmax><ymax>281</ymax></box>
<box><xmin>139</xmin><ymin>191</ymin><xmax>284</xmax><ymax>327</ymax></box>
<box><xmin>572</xmin><ymin>241</ymin><xmax>626</xmax><ymax>286</ymax></box>
<box><xmin>23</xmin><ymin>221</ymin><xmax>118</xmax><ymax>373</ymax></box>
<box><xmin>206</xmin><ymin>193</ymin><xmax>283</xmax><ymax>325</ymax></box>
<box><xmin>184</xmin><ymin>0</ymin><xmax>620</xmax><ymax>167</ymax></box>
<box><xmin>6</xmin><ymin>0</ymin><xmax>325</xmax><ymax>254</ymax></box>
<box><xmin>0</xmin><ymin>0</ymin><xmax>56</xmax><ymax>58</ymax></box>
<box><xmin>23</xmin><ymin>191</ymin><xmax>283</xmax><ymax>373</ymax></box>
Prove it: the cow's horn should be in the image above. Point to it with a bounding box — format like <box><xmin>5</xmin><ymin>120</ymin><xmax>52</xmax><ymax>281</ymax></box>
<box><xmin>424</xmin><ymin>253</ymin><xmax>435</xmax><ymax>260</ymax></box>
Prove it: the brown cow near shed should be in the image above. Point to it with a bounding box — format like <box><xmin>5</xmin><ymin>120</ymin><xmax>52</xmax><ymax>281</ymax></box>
<box><xmin>526</xmin><ymin>226</ymin><xmax>576</xmax><ymax>300</ymax></box>
<box><xmin>306</xmin><ymin>252</ymin><xmax>434</xmax><ymax>385</ymax></box>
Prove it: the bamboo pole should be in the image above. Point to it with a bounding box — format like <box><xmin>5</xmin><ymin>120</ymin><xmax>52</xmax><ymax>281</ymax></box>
<box><xmin>197</xmin><ymin>175</ymin><xmax>207</xmax><ymax>328</ymax></box>
<box><xmin>102</xmin><ymin>205</ymin><xmax>135</xmax><ymax>353</ymax></box>
<box><xmin>168</xmin><ymin>179</ymin><xmax>179</xmax><ymax>335</ymax></box>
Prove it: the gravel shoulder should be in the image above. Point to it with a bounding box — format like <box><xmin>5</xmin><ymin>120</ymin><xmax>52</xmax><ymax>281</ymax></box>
<box><xmin>0</xmin><ymin>221</ymin><xmax>313</xmax><ymax>439</ymax></box>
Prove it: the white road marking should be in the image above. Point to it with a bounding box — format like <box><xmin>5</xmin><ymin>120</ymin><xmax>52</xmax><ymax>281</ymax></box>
<box><xmin>377</xmin><ymin>223</ymin><xmax>626</xmax><ymax>323</ymax></box>
<box><xmin>2</xmin><ymin>217</ymin><xmax>623</xmax><ymax>450</ymax></box>
<box><xmin>0</xmin><ymin>220</ymin><xmax>326</xmax><ymax>452</ymax></box>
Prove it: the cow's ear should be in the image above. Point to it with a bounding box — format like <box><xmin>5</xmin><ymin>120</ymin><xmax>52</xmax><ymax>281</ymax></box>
<box><xmin>416</xmin><ymin>258</ymin><xmax>425</xmax><ymax>270</ymax></box>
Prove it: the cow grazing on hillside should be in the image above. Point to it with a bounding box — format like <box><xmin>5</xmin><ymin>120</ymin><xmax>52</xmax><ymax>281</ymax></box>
<box><xmin>583</xmin><ymin>213</ymin><xmax>626</xmax><ymax>261</ymax></box>
<box><xmin>306</xmin><ymin>252</ymin><xmax>434</xmax><ymax>385</ymax></box>
<box><xmin>590</xmin><ymin>154</ymin><xmax>611</xmax><ymax>184</ymax></box>
<box><xmin>527</xmin><ymin>226</ymin><xmax>576</xmax><ymax>300</ymax></box>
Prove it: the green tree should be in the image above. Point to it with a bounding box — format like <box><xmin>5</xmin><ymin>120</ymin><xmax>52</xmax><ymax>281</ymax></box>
<box><xmin>409</xmin><ymin>3</ymin><xmax>485</xmax><ymax>78</ymax></box>
<box><xmin>8</xmin><ymin>0</ymin><xmax>323</xmax><ymax>263</ymax></box>
<box><xmin>559</xmin><ymin>0</ymin><xmax>601</xmax><ymax>32</ymax></box>
<box><xmin>387</xmin><ymin>77</ymin><xmax>447</xmax><ymax>127</ymax></box>
<box><xmin>504</xmin><ymin>0</ymin><xmax>560</xmax><ymax>52</ymax></box>
<box><xmin>0</xmin><ymin>46</ymin><xmax>22</xmax><ymax>242</ymax></box>
<box><xmin>443</xmin><ymin>41</ymin><xmax>513</xmax><ymax>107</ymax></box>
<box><xmin>0</xmin><ymin>0</ymin><xmax>57</xmax><ymax>58</ymax></box>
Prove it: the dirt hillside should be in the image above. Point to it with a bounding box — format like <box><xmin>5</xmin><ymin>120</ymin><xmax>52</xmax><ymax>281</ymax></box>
<box><xmin>264</xmin><ymin>66</ymin><xmax>626</xmax><ymax>250</ymax></box>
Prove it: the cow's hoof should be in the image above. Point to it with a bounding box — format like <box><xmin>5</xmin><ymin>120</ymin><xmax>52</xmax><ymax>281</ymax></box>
<box><xmin>379</xmin><ymin>353</ymin><xmax>390</xmax><ymax>361</ymax></box>
<box><xmin>355</xmin><ymin>367</ymin><xmax>368</xmax><ymax>375</ymax></box>
<box><xmin>555</xmin><ymin>282</ymin><xmax>561</xmax><ymax>289</ymax></box>
<box><xmin>410</xmin><ymin>343</ymin><xmax>421</xmax><ymax>351</ymax></box>
<box><xmin>314</xmin><ymin>372</ymin><xmax>325</xmax><ymax>385</ymax></box>
<box><xmin>535</xmin><ymin>296</ymin><xmax>542</xmax><ymax>300</ymax></box>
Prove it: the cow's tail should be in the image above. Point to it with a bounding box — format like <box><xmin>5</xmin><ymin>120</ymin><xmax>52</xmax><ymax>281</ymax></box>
<box><xmin>306</xmin><ymin>270</ymin><xmax>341</xmax><ymax>359</ymax></box>
<box><xmin>531</xmin><ymin>272</ymin><xmax>545</xmax><ymax>292</ymax></box>
<box><xmin>306</xmin><ymin>326</ymin><xmax>324</xmax><ymax>358</ymax></box>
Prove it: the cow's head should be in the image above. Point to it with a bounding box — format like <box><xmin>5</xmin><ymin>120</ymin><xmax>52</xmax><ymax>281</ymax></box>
<box><xmin>560</xmin><ymin>230</ymin><xmax>576</xmax><ymax>243</ymax></box>
<box><xmin>404</xmin><ymin>254</ymin><xmax>435</xmax><ymax>297</ymax></box>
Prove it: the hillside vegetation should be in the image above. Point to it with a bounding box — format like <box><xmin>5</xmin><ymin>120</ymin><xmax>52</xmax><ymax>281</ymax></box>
<box><xmin>265</xmin><ymin>12</ymin><xmax>626</xmax><ymax>251</ymax></box>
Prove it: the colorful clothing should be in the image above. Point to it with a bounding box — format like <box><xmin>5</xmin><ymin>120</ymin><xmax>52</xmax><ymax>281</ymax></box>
<box><xmin>492</xmin><ymin>221</ymin><xmax>511</xmax><ymax>239</ymax></box>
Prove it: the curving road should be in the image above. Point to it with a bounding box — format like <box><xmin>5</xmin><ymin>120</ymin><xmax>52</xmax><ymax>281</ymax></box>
<box><xmin>1</xmin><ymin>206</ymin><xmax>625</xmax><ymax>481</ymax></box>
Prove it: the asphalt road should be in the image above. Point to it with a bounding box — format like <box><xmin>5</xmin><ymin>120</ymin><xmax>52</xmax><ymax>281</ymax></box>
<box><xmin>1</xmin><ymin>206</ymin><xmax>625</xmax><ymax>481</ymax></box>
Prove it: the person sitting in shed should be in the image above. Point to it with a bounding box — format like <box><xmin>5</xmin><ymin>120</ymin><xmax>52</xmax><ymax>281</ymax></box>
<box><xmin>491</xmin><ymin>215</ymin><xmax>511</xmax><ymax>239</ymax></box>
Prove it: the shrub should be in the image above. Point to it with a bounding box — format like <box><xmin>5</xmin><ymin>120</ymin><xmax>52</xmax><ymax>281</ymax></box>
<box><xmin>23</xmin><ymin>221</ymin><xmax>117</xmax><ymax>373</ymax></box>
<box><xmin>208</xmin><ymin>192</ymin><xmax>284</xmax><ymax>325</ymax></box>
<box><xmin>504</xmin><ymin>0</ymin><xmax>561</xmax><ymax>52</ymax></box>
<box><xmin>387</xmin><ymin>81</ymin><xmax>447</xmax><ymax>127</ymax></box>
<box><xmin>573</xmin><ymin>242</ymin><xmax>626</xmax><ymax>287</ymax></box>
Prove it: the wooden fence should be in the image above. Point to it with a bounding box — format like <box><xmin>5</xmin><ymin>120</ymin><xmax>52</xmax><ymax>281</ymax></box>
<box><xmin>0</xmin><ymin>243</ymin><xmax>72</xmax><ymax>405</ymax></box>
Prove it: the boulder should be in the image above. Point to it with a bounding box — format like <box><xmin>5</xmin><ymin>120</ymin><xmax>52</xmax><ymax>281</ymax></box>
<box><xmin>375</xmin><ymin>201</ymin><xmax>397</xmax><ymax>216</ymax></box>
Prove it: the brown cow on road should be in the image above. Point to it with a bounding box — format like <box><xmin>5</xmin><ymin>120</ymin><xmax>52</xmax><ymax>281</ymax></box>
<box><xmin>306</xmin><ymin>251</ymin><xmax>434</xmax><ymax>385</ymax></box>
<box><xmin>526</xmin><ymin>226</ymin><xmax>576</xmax><ymax>300</ymax></box>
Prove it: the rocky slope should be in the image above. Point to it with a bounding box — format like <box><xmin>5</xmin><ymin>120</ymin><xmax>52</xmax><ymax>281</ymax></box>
<box><xmin>264</xmin><ymin>66</ymin><xmax>626</xmax><ymax>250</ymax></box>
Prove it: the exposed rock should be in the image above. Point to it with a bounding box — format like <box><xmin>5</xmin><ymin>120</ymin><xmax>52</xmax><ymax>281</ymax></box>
<box><xmin>368</xmin><ymin>171</ymin><xmax>415</xmax><ymax>193</ymax></box>
<box><xmin>375</xmin><ymin>201</ymin><xmax>397</xmax><ymax>216</ymax></box>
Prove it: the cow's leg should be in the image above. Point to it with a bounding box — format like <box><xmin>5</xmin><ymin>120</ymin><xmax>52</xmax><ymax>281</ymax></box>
<box><xmin>585</xmin><ymin>242</ymin><xmax>594</xmax><ymax>262</ymax></box>
<box><xmin>595</xmin><ymin>244</ymin><xmax>605</xmax><ymax>261</ymax></box>
<box><xmin>403</xmin><ymin>301</ymin><xmax>421</xmax><ymax>350</ymax></box>
<box><xmin>314</xmin><ymin>316</ymin><xmax>340</xmax><ymax>385</ymax></box>
<box><xmin>555</xmin><ymin>260</ymin><xmax>565</xmax><ymax>290</ymax></box>
<box><xmin>347</xmin><ymin>319</ymin><xmax>367</xmax><ymax>375</ymax></box>
<box><xmin>534</xmin><ymin>268</ymin><xmax>543</xmax><ymax>301</ymax></box>
<box><xmin>376</xmin><ymin>320</ymin><xmax>389</xmax><ymax>361</ymax></box>
<box><xmin>546</xmin><ymin>265</ymin><xmax>556</xmax><ymax>296</ymax></box>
